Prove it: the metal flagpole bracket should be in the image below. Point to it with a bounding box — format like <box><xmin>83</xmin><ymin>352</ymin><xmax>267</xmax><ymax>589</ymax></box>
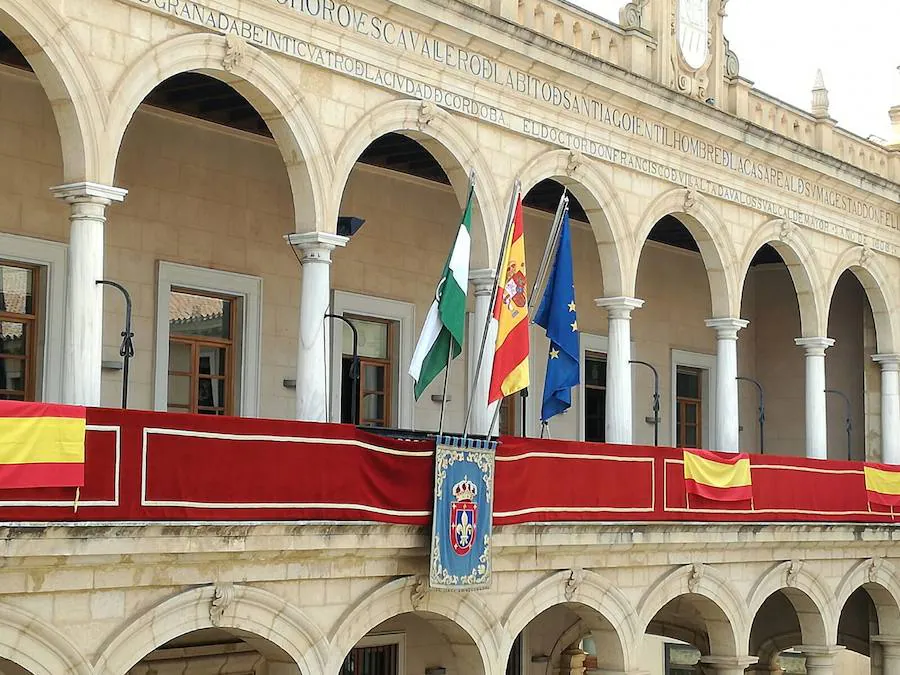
<box><xmin>325</xmin><ymin>313</ymin><xmax>359</xmax><ymax>425</ymax></box>
<box><xmin>629</xmin><ymin>359</ymin><xmax>659</xmax><ymax>446</ymax></box>
<box><xmin>96</xmin><ymin>280</ymin><xmax>134</xmax><ymax>409</ymax></box>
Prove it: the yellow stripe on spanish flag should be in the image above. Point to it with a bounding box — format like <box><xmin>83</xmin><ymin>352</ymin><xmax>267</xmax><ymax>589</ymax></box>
<box><xmin>683</xmin><ymin>449</ymin><xmax>752</xmax><ymax>502</ymax></box>
<box><xmin>864</xmin><ymin>463</ymin><xmax>900</xmax><ymax>507</ymax></box>
<box><xmin>0</xmin><ymin>401</ymin><xmax>86</xmax><ymax>489</ymax></box>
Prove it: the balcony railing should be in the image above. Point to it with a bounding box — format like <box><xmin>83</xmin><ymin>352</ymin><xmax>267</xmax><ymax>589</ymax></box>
<box><xmin>0</xmin><ymin>407</ymin><xmax>894</xmax><ymax>524</ymax></box>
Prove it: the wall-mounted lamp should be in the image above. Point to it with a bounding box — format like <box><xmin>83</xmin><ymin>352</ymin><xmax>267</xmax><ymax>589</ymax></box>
<box><xmin>337</xmin><ymin>216</ymin><xmax>366</xmax><ymax>237</ymax></box>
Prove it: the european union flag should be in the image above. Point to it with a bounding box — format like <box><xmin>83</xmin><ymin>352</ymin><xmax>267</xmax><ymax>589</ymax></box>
<box><xmin>533</xmin><ymin>209</ymin><xmax>579</xmax><ymax>422</ymax></box>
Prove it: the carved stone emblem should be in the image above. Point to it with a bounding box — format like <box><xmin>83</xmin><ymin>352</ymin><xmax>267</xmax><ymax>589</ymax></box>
<box><xmin>619</xmin><ymin>0</ymin><xmax>648</xmax><ymax>30</ymax></box>
<box><xmin>223</xmin><ymin>34</ymin><xmax>247</xmax><ymax>73</ymax></box>
<box><xmin>210</xmin><ymin>583</ymin><xmax>235</xmax><ymax>626</ymax></box>
<box><xmin>417</xmin><ymin>101</ymin><xmax>437</xmax><ymax>130</ymax></box>
<box><xmin>676</xmin><ymin>0</ymin><xmax>709</xmax><ymax>70</ymax></box>
<box><xmin>785</xmin><ymin>559</ymin><xmax>802</xmax><ymax>587</ymax></box>
<box><xmin>683</xmin><ymin>188</ymin><xmax>696</xmax><ymax>212</ymax></box>
<box><xmin>410</xmin><ymin>576</ymin><xmax>427</xmax><ymax>609</ymax></box>
<box><xmin>564</xmin><ymin>569</ymin><xmax>582</xmax><ymax>601</ymax></box>
<box><xmin>777</xmin><ymin>219</ymin><xmax>795</xmax><ymax>241</ymax></box>
<box><xmin>859</xmin><ymin>245</ymin><xmax>872</xmax><ymax>267</ymax></box>
<box><xmin>566</xmin><ymin>149</ymin><xmax>583</xmax><ymax>176</ymax></box>
<box><xmin>869</xmin><ymin>557</ymin><xmax>883</xmax><ymax>583</ymax></box>
<box><xmin>687</xmin><ymin>563</ymin><xmax>703</xmax><ymax>592</ymax></box>
<box><xmin>724</xmin><ymin>38</ymin><xmax>740</xmax><ymax>79</ymax></box>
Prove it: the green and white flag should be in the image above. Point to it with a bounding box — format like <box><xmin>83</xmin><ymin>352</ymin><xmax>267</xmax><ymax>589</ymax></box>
<box><xmin>409</xmin><ymin>185</ymin><xmax>474</xmax><ymax>399</ymax></box>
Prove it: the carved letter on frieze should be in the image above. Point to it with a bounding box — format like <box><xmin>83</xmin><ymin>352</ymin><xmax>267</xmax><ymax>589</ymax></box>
<box><xmin>210</xmin><ymin>583</ymin><xmax>235</xmax><ymax>626</ymax></box>
<box><xmin>564</xmin><ymin>569</ymin><xmax>582</xmax><ymax>601</ymax></box>
<box><xmin>687</xmin><ymin>563</ymin><xmax>703</xmax><ymax>593</ymax></box>
<box><xmin>411</xmin><ymin>576</ymin><xmax>427</xmax><ymax>610</ymax></box>
<box><xmin>785</xmin><ymin>560</ymin><xmax>802</xmax><ymax>587</ymax></box>
<box><xmin>223</xmin><ymin>34</ymin><xmax>247</xmax><ymax>73</ymax></box>
<box><xmin>417</xmin><ymin>101</ymin><xmax>437</xmax><ymax>130</ymax></box>
<box><xmin>566</xmin><ymin>149</ymin><xmax>583</xmax><ymax>177</ymax></box>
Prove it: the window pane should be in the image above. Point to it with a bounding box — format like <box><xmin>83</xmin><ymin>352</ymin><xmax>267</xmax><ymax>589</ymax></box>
<box><xmin>344</xmin><ymin>319</ymin><xmax>388</xmax><ymax>359</ymax></box>
<box><xmin>500</xmin><ymin>397</ymin><xmax>515</xmax><ymax>435</ymax></box>
<box><xmin>362</xmin><ymin>363</ymin><xmax>385</xmax><ymax>391</ymax></box>
<box><xmin>198</xmin><ymin>346</ymin><xmax>227</xmax><ymax>377</ymax></box>
<box><xmin>0</xmin><ymin>264</ymin><xmax>34</xmax><ymax>315</ymax></box>
<box><xmin>585</xmin><ymin>354</ymin><xmax>606</xmax><ymax>387</ymax></box>
<box><xmin>169</xmin><ymin>291</ymin><xmax>231</xmax><ymax>338</ymax></box>
<box><xmin>685</xmin><ymin>403</ymin><xmax>697</xmax><ymax>424</ymax></box>
<box><xmin>0</xmin><ymin>357</ymin><xmax>25</xmax><ymax>392</ymax></box>
<box><xmin>684</xmin><ymin>424</ymin><xmax>698</xmax><ymax>448</ymax></box>
<box><xmin>361</xmin><ymin>392</ymin><xmax>385</xmax><ymax>424</ymax></box>
<box><xmin>0</xmin><ymin>321</ymin><xmax>26</xmax><ymax>355</ymax></box>
<box><xmin>197</xmin><ymin>377</ymin><xmax>224</xmax><ymax>409</ymax></box>
<box><xmin>168</xmin><ymin>341</ymin><xmax>192</xmax><ymax>373</ymax></box>
<box><xmin>585</xmin><ymin>387</ymin><xmax>606</xmax><ymax>442</ymax></box>
<box><xmin>167</xmin><ymin>374</ymin><xmax>191</xmax><ymax>407</ymax></box>
<box><xmin>340</xmin><ymin>357</ymin><xmax>358</xmax><ymax>424</ymax></box>
<box><xmin>677</xmin><ymin>368</ymin><xmax>700</xmax><ymax>398</ymax></box>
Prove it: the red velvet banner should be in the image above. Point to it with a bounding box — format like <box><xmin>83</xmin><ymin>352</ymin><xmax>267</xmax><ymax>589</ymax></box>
<box><xmin>0</xmin><ymin>408</ymin><xmax>893</xmax><ymax>524</ymax></box>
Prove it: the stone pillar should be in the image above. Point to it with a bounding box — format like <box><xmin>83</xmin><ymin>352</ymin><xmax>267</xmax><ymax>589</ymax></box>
<box><xmin>699</xmin><ymin>655</ymin><xmax>757</xmax><ymax>675</ymax></box>
<box><xmin>799</xmin><ymin>646</ymin><xmax>843</xmax><ymax>675</ymax></box>
<box><xmin>878</xmin><ymin>637</ymin><xmax>900</xmax><ymax>675</ymax></box>
<box><xmin>794</xmin><ymin>337</ymin><xmax>835</xmax><ymax>459</ymax></box>
<box><xmin>595</xmin><ymin>297</ymin><xmax>644</xmax><ymax>444</ymax></box>
<box><xmin>559</xmin><ymin>646</ymin><xmax>586</xmax><ymax>675</ymax></box>
<box><xmin>873</xmin><ymin>355</ymin><xmax>900</xmax><ymax>464</ymax></box>
<box><xmin>705</xmin><ymin>318</ymin><xmax>749</xmax><ymax>453</ymax></box>
<box><xmin>50</xmin><ymin>182</ymin><xmax>128</xmax><ymax>406</ymax></box>
<box><xmin>469</xmin><ymin>268</ymin><xmax>496</xmax><ymax>435</ymax></box>
<box><xmin>285</xmin><ymin>232</ymin><xmax>348</xmax><ymax>422</ymax></box>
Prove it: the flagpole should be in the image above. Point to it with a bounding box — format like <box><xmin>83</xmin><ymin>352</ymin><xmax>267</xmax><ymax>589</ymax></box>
<box><xmin>463</xmin><ymin>178</ymin><xmax>521</xmax><ymax>438</ymax></box>
<box><xmin>528</xmin><ymin>191</ymin><xmax>568</xmax><ymax>316</ymax></box>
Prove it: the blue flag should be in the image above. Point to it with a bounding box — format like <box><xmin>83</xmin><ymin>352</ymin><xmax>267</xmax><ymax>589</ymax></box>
<box><xmin>534</xmin><ymin>210</ymin><xmax>579</xmax><ymax>422</ymax></box>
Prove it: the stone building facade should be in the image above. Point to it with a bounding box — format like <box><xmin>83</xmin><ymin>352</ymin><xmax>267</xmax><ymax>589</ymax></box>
<box><xmin>0</xmin><ymin>0</ymin><xmax>900</xmax><ymax>673</ymax></box>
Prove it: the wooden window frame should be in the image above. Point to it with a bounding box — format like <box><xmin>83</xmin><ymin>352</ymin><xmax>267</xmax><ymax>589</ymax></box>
<box><xmin>676</xmin><ymin>366</ymin><xmax>702</xmax><ymax>448</ymax></box>
<box><xmin>583</xmin><ymin>350</ymin><xmax>607</xmax><ymax>443</ymax></box>
<box><xmin>0</xmin><ymin>261</ymin><xmax>39</xmax><ymax>401</ymax></box>
<box><xmin>167</xmin><ymin>288</ymin><xmax>236</xmax><ymax>416</ymax></box>
<box><xmin>343</xmin><ymin>316</ymin><xmax>394</xmax><ymax>427</ymax></box>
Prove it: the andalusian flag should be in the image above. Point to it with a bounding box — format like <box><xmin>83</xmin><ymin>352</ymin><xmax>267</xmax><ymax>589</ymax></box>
<box><xmin>409</xmin><ymin>185</ymin><xmax>474</xmax><ymax>399</ymax></box>
<box><xmin>488</xmin><ymin>194</ymin><xmax>529</xmax><ymax>402</ymax></box>
<box><xmin>683</xmin><ymin>449</ymin><xmax>752</xmax><ymax>502</ymax></box>
<box><xmin>864</xmin><ymin>463</ymin><xmax>900</xmax><ymax>506</ymax></box>
<box><xmin>0</xmin><ymin>401</ymin><xmax>86</xmax><ymax>488</ymax></box>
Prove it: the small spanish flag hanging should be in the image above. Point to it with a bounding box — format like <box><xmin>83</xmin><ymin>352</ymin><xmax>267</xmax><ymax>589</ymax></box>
<box><xmin>864</xmin><ymin>463</ymin><xmax>900</xmax><ymax>507</ymax></box>
<box><xmin>0</xmin><ymin>401</ymin><xmax>86</xmax><ymax>489</ymax></box>
<box><xmin>683</xmin><ymin>449</ymin><xmax>752</xmax><ymax>502</ymax></box>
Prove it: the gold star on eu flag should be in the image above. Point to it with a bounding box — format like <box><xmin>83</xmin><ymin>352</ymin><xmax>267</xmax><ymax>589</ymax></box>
<box><xmin>570</xmin><ymin>319</ymin><xmax>578</xmax><ymax>332</ymax></box>
<box><xmin>568</xmin><ymin>301</ymin><xmax>576</xmax><ymax>312</ymax></box>
<box><xmin>549</xmin><ymin>347</ymin><xmax>560</xmax><ymax>359</ymax></box>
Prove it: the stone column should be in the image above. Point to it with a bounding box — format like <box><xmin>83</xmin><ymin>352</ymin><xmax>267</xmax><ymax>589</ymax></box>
<box><xmin>705</xmin><ymin>318</ymin><xmax>749</xmax><ymax>453</ymax></box>
<box><xmin>794</xmin><ymin>337</ymin><xmax>835</xmax><ymax>459</ymax></box>
<box><xmin>285</xmin><ymin>232</ymin><xmax>348</xmax><ymax>422</ymax></box>
<box><xmin>873</xmin><ymin>355</ymin><xmax>900</xmax><ymax>464</ymax></box>
<box><xmin>699</xmin><ymin>655</ymin><xmax>757</xmax><ymax>675</ymax></box>
<box><xmin>50</xmin><ymin>182</ymin><xmax>128</xmax><ymax>406</ymax></box>
<box><xmin>799</xmin><ymin>645</ymin><xmax>843</xmax><ymax>675</ymax></box>
<box><xmin>877</xmin><ymin>637</ymin><xmax>900</xmax><ymax>675</ymax></box>
<box><xmin>469</xmin><ymin>268</ymin><xmax>496</xmax><ymax>435</ymax></box>
<box><xmin>595</xmin><ymin>297</ymin><xmax>644</xmax><ymax>444</ymax></box>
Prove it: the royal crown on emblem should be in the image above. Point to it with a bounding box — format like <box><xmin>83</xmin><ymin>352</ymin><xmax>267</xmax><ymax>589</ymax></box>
<box><xmin>452</xmin><ymin>476</ymin><xmax>478</xmax><ymax>502</ymax></box>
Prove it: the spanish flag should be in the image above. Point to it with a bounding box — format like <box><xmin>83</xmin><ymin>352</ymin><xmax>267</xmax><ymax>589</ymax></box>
<box><xmin>683</xmin><ymin>449</ymin><xmax>752</xmax><ymax>502</ymax></box>
<box><xmin>488</xmin><ymin>194</ymin><xmax>529</xmax><ymax>402</ymax></box>
<box><xmin>864</xmin><ymin>463</ymin><xmax>900</xmax><ymax>507</ymax></box>
<box><xmin>0</xmin><ymin>401</ymin><xmax>86</xmax><ymax>489</ymax></box>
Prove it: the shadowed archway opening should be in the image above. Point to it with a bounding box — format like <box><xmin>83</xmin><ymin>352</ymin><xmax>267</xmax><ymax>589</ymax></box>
<box><xmin>0</xmin><ymin>658</ymin><xmax>32</xmax><ymax>675</ymax></box>
<box><xmin>126</xmin><ymin>627</ymin><xmax>301</xmax><ymax>674</ymax></box>
<box><xmin>644</xmin><ymin>592</ymin><xmax>738</xmax><ymax>671</ymax></box>
<box><xmin>342</xmin><ymin>611</ymin><xmax>485</xmax><ymax>675</ymax></box>
<box><xmin>512</xmin><ymin>602</ymin><xmax>627</xmax><ymax>674</ymax></box>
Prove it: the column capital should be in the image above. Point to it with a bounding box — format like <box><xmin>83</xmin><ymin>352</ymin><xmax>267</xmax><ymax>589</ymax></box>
<box><xmin>795</xmin><ymin>336</ymin><xmax>835</xmax><ymax>355</ymax></box>
<box><xmin>285</xmin><ymin>232</ymin><xmax>349</xmax><ymax>263</ymax></box>
<box><xmin>874</xmin><ymin>354</ymin><xmax>900</xmax><ymax>371</ymax></box>
<box><xmin>797</xmin><ymin>644</ymin><xmax>845</xmax><ymax>657</ymax></box>
<box><xmin>50</xmin><ymin>182</ymin><xmax>128</xmax><ymax>204</ymax></box>
<box><xmin>469</xmin><ymin>268</ymin><xmax>496</xmax><ymax>295</ymax></box>
<box><xmin>705</xmin><ymin>317</ymin><xmax>749</xmax><ymax>338</ymax></box>
<box><xmin>699</xmin><ymin>655</ymin><xmax>758</xmax><ymax>670</ymax></box>
<box><xmin>594</xmin><ymin>296</ymin><xmax>644</xmax><ymax>319</ymax></box>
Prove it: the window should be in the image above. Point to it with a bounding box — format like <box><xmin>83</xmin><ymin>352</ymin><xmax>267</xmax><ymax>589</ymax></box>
<box><xmin>498</xmin><ymin>397</ymin><xmax>517</xmax><ymax>435</ymax></box>
<box><xmin>665</xmin><ymin>644</ymin><xmax>699</xmax><ymax>674</ymax></box>
<box><xmin>155</xmin><ymin>262</ymin><xmax>262</xmax><ymax>416</ymax></box>
<box><xmin>0</xmin><ymin>262</ymin><xmax>38</xmax><ymax>400</ymax></box>
<box><xmin>166</xmin><ymin>289</ymin><xmax>236</xmax><ymax>415</ymax></box>
<box><xmin>340</xmin><ymin>643</ymin><xmax>399</xmax><ymax>675</ymax></box>
<box><xmin>676</xmin><ymin>367</ymin><xmax>702</xmax><ymax>448</ymax></box>
<box><xmin>584</xmin><ymin>352</ymin><xmax>607</xmax><ymax>442</ymax></box>
<box><xmin>341</xmin><ymin>316</ymin><xmax>396</xmax><ymax>427</ymax></box>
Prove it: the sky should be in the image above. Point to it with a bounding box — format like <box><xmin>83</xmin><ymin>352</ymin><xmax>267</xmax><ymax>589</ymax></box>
<box><xmin>572</xmin><ymin>0</ymin><xmax>899</xmax><ymax>141</ymax></box>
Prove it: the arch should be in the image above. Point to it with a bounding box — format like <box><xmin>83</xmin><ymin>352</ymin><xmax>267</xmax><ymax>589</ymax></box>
<box><xmin>104</xmin><ymin>32</ymin><xmax>331</xmax><ymax>232</ymax></box>
<box><xmin>825</xmin><ymin>247</ymin><xmax>898</xmax><ymax>353</ymax></box>
<box><xmin>0</xmin><ymin>601</ymin><xmax>93</xmax><ymax>675</ymax></box>
<box><xmin>631</xmin><ymin>188</ymin><xmax>739</xmax><ymax>318</ymax></box>
<box><xmin>0</xmin><ymin>0</ymin><xmax>103</xmax><ymax>181</ymax></box>
<box><xmin>502</xmin><ymin>569</ymin><xmax>639</xmax><ymax>672</ymax></box>
<box><xmin>93</xmin><ymin>584</ymin><xmax>328</xmax><ymax>675</ymax></box>
<box><xmin>332</xmin><ymin>98</ymin><xmax>502</xmax><ymax>265</ymax></box>
<box><xmin>328</xmin><ymin>576</ymin><xmax>503</xmax><ymax>675</ymax></box>
<box><xmin>517</xmin><ymin>149</ymin><xmax>629</xmax><ymax>297</ymax></box>
<box><xmin>637</xmin><ymin>564</ymin><xmax>750</xmax><ymax>658</ymax></box>
<box><xmin>747</xmin><ymin>561</ymin><xmax>836</xmax><ymax>646</ymax></box>
<box><xmin>836</xmin><ymin>558</ymin><xmax>900</xmax><ymax>637</ymax></box>
<box><xmin>737</xmin><ymin>219</ymin><xmax>825</xmax><ymax>337</ymax></box>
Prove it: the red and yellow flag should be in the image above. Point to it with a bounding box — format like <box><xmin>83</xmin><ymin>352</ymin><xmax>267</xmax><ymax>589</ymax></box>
<box><xmin>864</xmin><ymin>463</ymin><xmax>900</xmax><ymax>506</ymax></box>
<box><xmin>683</xmin><ymin>449</ymin><xmax>752</xmax><ymax>502</ymax></box>
<box><xmin>0</xmin><ymin>401</ymin><xmax>86</xmax><ymax>489</ymax></box>
<box><xmin>489</xmin><ymin>194</ymin><xmax>530</xmax><ymax>403</ymax></box>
